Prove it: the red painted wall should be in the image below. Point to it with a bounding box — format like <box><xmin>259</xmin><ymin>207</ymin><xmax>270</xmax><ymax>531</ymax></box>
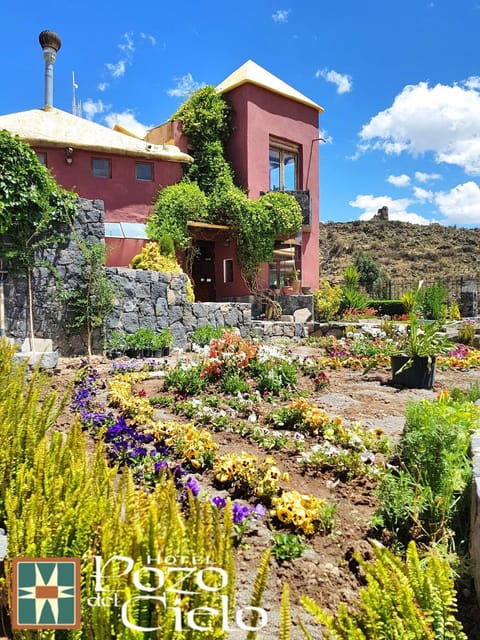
<box><xmin>37</xmin><ymin>146</ymin><xmax>183</xmax><ymax>223</ymax></box>
<box><xmin>221</xmin><ymin>84</ymin><xmax>321</xmax><ymax>291</ymax></box>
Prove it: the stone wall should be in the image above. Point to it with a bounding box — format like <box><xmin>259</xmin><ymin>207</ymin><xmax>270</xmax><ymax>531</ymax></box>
<box><xmin>106</xmin><ymin>267</ymin><xmax>251</xmax><ymax>350</ymax></box>
<box><xmin>3</xmin><ymin>198</ymin><xmax>252</xmax><ymax>354</ymax></box>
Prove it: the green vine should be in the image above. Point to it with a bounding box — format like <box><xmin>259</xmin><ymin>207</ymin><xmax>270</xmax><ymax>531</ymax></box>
<box><xmin>148</xmin><ymin>86</ymin><xmax>302</xmax><ymax>286</ymax></box>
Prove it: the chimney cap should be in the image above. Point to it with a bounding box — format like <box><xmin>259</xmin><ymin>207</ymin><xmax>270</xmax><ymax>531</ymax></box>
<box><xmin>39</xmin><ymin>30</ymin><xmax>61</xmax><ymax>52</ymax></box>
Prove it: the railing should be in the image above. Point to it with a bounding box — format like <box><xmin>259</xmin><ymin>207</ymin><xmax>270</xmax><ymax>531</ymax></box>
<box><xmin>261</xmin><ymin>189</ymin><xmax>312</xmax><ymax>228</ymax></box>
<box><xmin>328</xmin><ymin>276</ymin><xmax>480</xmax><ymax>301</ymax></box>
<box><xmin>284</xmin><ymin>190</ymin><xmax>311</xmax><ymax>228</ymax></box>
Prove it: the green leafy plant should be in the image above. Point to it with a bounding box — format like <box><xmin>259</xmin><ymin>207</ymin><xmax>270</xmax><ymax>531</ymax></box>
<box><xmin>376</xmin><ymin>395</ymin><xmax>476</xmax><ymax>548</ymax></box>
<box><xmin>0</xmin><ymin>130</ymin><xmax>77</xmax><ymax>350</ymax></box>
<box><xmin>272</xmin><ymin>533</ymin><xmax>310</xmax><ymax>562</ymax></box>
<box><xmin>456</xmin><ymin>320</ymin><xmax>476</xmax><ymax>346</ymax></box>
<box><xmin>355</xmin><ymin>251</ymin><xmax>389</xmax><ymax>296</ymax></box>
<box><xmin>169</xmin><ymin>86</ymin><xmax>302</xmax><ymax>286</ymax></box>
<box><xmin>392</xmin><ymin>283</ymin><xmax>453</xmax><ymax>376</ymax></box>
<box><xmin>163</xmin><ymin>362</ymin><xmax>207</xmax><ymax>395</ymax></box>
<box><xmin>147</xmin><ymin>181</ymin><xmax>209</xmax><ymax>250</ymax></box>
<box><xmin>313</xmin><ymin>279</ymin><xmax>343</xmax><ymax>321</ymax></box>
<box><xmin>422</xmin><ymin>281</ymin><xmax>448</xmax><ymax>320</ymax></box>
<box><xmin>300</xmin><ymin>541</ymin><xmax>467</xmax><ymax>640</ymax></box>
<box><xmin>191</xmin><ymin>324</ymin><xmax>225</xmax><ymax>347</ymax></box>
<box><xmin>60</xmin><ymin>240</ymin><xmax>116</xmax><ymax>358</ymax></box>
<box><xmin>340</xmin><ymin>265</ymin><xmax>369</xmax><ymax>314</ymax></box>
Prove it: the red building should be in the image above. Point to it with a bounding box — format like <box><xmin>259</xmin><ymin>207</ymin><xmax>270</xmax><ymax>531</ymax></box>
<box><xmin>0</xmin><ymin>56</ymin><xmax>323</xmax><ymax>301</ymax></box>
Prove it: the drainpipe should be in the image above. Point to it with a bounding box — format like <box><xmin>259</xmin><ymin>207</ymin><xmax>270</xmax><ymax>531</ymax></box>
<box><xmin>39</xmin><ymin>30</ymin><xmax>62</xmax><ymax>110</ymax></box>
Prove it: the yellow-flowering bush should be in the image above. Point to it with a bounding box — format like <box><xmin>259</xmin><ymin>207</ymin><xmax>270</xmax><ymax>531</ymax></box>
<box><xmin>108</xmin><ymin>372</ymin><xmax>154</xmax><ymax>426</ymax></box>
<box><xmin>148</xmin><ymin>420</ymin><xmax>218</xmax><ymax>470</ymax></box>
<box><xmin>130</xmin><ymin>242</ymin><xmax>195</xmax><ymax>302</ymax></box>
<box><xmin>213</xmin><ymin>452</ymin><xmax>289</xmax><ymax>499</ymax></box>
<box><xmin>272</xmin><ymin>490</ymin><xmax>336</xmax><ymax>535</ymax></box>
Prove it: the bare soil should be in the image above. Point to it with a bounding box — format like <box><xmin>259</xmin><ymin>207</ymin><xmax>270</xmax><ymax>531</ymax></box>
<box><xmin>51</xmin><ymin>349</ymin><xmax>480</xmax><ymax>640</ymax></box>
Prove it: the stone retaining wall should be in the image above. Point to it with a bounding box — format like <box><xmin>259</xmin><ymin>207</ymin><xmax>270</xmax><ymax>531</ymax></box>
<box><xmin>3</xmin><ymin>198</ymin><xmax>252</xmax><ymax>354</ymax></box>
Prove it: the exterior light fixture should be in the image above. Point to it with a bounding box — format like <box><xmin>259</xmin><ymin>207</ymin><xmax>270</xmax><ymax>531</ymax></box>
<box><xmin>65</xmin><ymin>147</ymin><xmax>74</xmax><ymax>165</ymax></box>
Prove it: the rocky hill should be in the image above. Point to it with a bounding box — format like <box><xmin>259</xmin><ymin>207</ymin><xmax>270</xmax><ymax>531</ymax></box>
<box><xmin>319</xmin><ymin>220</ymin><xmax>480</xmax><ymax>293</ymax></box>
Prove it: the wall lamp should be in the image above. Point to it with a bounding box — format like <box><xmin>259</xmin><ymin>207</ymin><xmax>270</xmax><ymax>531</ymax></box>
<box><xmin>65</xmin><ymin>147</ymin><xmax>74</xmax><ymax>165</ymax></box>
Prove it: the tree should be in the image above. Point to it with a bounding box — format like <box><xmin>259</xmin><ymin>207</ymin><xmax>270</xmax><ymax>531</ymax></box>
<box><xmin>355</xmin><ymin>251</ymin><xmax>389</xmax><ymax>297</ymax></box>
<box><xmin>0</xmin><ymin>130</ymin><xmax>77</xmax><ymax>349</ymax></box>
<box><xmin>60</xmin><ymin>241</ymin><xmax>116</xmax><ymax>359</ymax></box>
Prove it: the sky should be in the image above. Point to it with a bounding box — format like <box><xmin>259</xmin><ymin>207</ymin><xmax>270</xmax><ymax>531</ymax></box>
<box><xmin>2</xmin><ymin>0</ymin><xmax>480</xmax><ymax>228</ymax></box>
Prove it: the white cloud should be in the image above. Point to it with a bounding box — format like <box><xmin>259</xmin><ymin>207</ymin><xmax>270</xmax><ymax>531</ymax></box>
<box><xmin>104</xmin><ymin>111</ymin><xmax>150</xmax><ymax>138</ymax></box>
<box><xmin>83</xmin><ymin>99</ymin><xmax>109</xmax><ymax>119</ymax></box>
<box><xmin>414</xmin><ymin>171</ymin><xmax>442</xmax><ymax>183</ymax></box>
<box><xmin>434</xmin><ymin>181</ymin><xmax>480</xmax><ymax>224</ymax></box>
<box><xmin>358</xmin><ymin>79</ymin><xmax>480</xmax><ymax>175</ymax></box>
<box><xmin>272</xmin><ymin>9</ymin><xmax>290</xmax><ymax>23</ymax></box>
<box><xmin>413</xmin><ymin>186</ymin><xmax>434</xmax><ymax>202</ymax></box>
<box><xmin>118</xmin><ymin>32</ymin><xmax>135</xmax><ymax>56</ymax></box>
<box><xmin>319</xmin><ymin>129</ymin><xmax>333</xmax><ymax>144</ymax></box>
<box><xmin>315</xmin><ymin>68</ymin><xmax>352</xmax><ymax>94</ymax></box>
<box><xmin>97</xmin><ymin>82</ymin><xmax>109</xmax><ymax>92</ymax></box>
<box><xmin>167</xmin><ymin>73</ymin><xmax>205</xmax><ymax>97</ymax></box>
<box><xmin>349</xmin><ymin>194</ymin><xmax>432</xmax><ymax>224</ymax></box>
<box><xmin>387</xmin><ymin>174</ymin><xmax>410</xmax><ymax>187</ymax></box>
<box><xmin>464</xmin><ymin>76</ymin><xmax>480</xmax><ymax>90</ymax></box>
<box><xmin>105</xmin><ymin>32</ymin><xmax>143</xmax><ymax>79</ymax></box>
<box><xmin>105</xmin><ymin>59</ymin><xmax>127</xmax><ymax>79</ymax></box>
<box><xmin>140</xmin><ymin>32</ymin><xmax>157</xmax><ymax>46</ymax></box>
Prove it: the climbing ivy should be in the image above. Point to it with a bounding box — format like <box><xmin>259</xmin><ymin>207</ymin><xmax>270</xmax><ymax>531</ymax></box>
<box><xmin>0</xmin><ymin>129</ymin><xmax>77</xmax><ymax>348</ymax></box>
<box><xmin>150</xmin><ymin>87</ymin><xmax>302</xmax><ymax>286</ymax></box>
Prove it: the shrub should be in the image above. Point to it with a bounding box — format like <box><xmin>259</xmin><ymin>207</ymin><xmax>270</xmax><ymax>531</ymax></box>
<box><xmin>301</xmin><ymin>541</ymin><xmax>467</xmax><ymax>639</ymax></box>
<box><xmin>456</xmin><ymin>320</ymin><xmax>476</xmax><ymax>346</ymax></box>
<box><xmin>355</xmin><ymin>251</ymin><xmax>389</xmax><ymax>296</ymax></box>
<box><xmin>368</xmin><ymin>299</ymin><xmax>406</xmax><ymax>317</ymax></box>
<box><xmin>421</xmin><ymin>281</ymin><xmax>448</xmax><ymax>320</ymax></box>
<box><xmin>377</xmin><ymin>396</ymin><xmax>475</xmax><ymax>547</ymax></box>
<box><xmin>313</xmin><ymin>280</ymin><xmax>343</xmax><ymax>321</ymax></box>
<box><xmin>147</xmin><ymin>182</ymin><xmax>209</xmax><ymax>250</ymax></box>
<box><xmin>191</xmin><ymin>324</ymin><xmax>224</xmax><ymax>347</ymax></box>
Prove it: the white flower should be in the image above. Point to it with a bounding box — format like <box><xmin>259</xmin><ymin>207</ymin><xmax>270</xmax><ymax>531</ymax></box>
<box><xmin>248</xmin><ymin>413</ymin><xmax>257</xmax><ymax>423</ymax></box>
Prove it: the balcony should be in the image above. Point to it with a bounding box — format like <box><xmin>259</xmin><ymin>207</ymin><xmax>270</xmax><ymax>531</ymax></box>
<box><xmin>284</xmin><ymin>190</ymin><xmax>311</xmax><ymax>229</ymax></box>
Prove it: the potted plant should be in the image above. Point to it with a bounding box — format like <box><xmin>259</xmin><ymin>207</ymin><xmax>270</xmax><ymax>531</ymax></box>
<box><xmin>287</xmin><ymin>269</ymin><xmax>301</xmax><ymax>294</ymax></box>
<box><xmin>156</xmin><ymin>328</ymin><xmax>174</xmax><ymax>356</ymax></box>
<box><xmin>391</xmin><ymin>293</ymin><xmax>453</xmax><ymax>389</ymax></box>
<box><xmin>105</xmin><ymin>330</ymin><xmax>127</xmax><ymax>359</ymax></box>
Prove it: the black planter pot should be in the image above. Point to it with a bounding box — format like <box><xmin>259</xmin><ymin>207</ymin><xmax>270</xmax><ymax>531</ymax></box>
<box><xmin>391</xmin><ymin>355</ymin><xmax>436</xmax><ymax>389</ymax></box>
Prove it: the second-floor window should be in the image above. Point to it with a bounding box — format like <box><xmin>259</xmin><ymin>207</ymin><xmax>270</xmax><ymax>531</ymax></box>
<box><xmin>92</xmin><ymin>158</ymin><xmax>111</xmax><ymax>178</ymax></box>
<box><xmin>269</xmin><ymin>140</ymin><xmax>298</xmax><ymax>191</ymax></box>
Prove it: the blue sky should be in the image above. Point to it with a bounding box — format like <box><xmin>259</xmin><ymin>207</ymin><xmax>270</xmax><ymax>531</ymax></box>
<box><xmin>2</xmin><ymin>0</ymin><xmax>480</xmax><ymax>227</ymax></box>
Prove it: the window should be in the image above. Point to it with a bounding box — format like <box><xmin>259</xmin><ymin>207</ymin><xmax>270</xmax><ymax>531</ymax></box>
<box><xmin>269</xmin><ymin>140</ymin><xmax>298</xmax><ymax>191</ymax></box>
<box><xmin>92</xmin><ymin>158</ymin><xmax>111</xmax><ymax>178</ymax></box>
<box><xmin>223</xmin><ymin>259</ymin><xmax>234</xmax><ymax>283</ymax></box>
<box><xmin>36</xmin><ymin>152</ymin><xmax>47</xmax><ymax>166</ymax></box>
<box><xmin>135</xmin><ymin>162</ymin><xmax>153</xmax><ymax>181</ymax></box>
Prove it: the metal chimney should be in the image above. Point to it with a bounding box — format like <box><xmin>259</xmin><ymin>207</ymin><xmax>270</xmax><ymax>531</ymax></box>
<box><xmin>39</xmin><ymin>30</ymin><xmax>61</xmax><ymax>110</ymax></box>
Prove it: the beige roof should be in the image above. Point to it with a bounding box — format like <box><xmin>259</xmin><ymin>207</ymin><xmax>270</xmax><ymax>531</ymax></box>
<box><xmin>216</xmin><ymin>60</ymin><xmax>324</xmax><ymax>113</ymax></box>
<box><xmin>0</xmin><ymin>108</ymin><xmax>193</xmax><ymax>163</ymax></box>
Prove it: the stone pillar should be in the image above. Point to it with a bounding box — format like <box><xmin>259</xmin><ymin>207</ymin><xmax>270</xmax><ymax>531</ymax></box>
<box><xmin>460</xmin><ymin>280</ymin><xmax>478</xmax><ymax>317</ymax></box>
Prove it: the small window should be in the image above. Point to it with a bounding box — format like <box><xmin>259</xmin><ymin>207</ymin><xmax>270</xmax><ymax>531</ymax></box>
<box><xmin>92</xmin><ymin>158</ymin><xmax>111</xmax><ymax>178</ymax></box>
<box><xmin>36</xmin><ymin>152</ymin><xmax>47</xmax><ymax>166</ymax></box>
<box><xmin>223</xmin><ymin>259</ymin><xmax>234</xmax><ymax>283</ymax></box>
<box><xmin>135</xmin><ymin>162</ymin><xmax>153</xmax><ymax>181</ymax></box>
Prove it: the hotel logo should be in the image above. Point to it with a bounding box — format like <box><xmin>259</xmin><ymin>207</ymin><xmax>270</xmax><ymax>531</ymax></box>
<box><xmin>12</xmin><ymin>558</ymin><xmax>81</xmax><ymax>629</ymax></box>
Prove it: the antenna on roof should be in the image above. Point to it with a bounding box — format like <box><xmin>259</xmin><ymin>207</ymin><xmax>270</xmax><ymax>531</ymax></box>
<box><xmin>72</xmin><ymin>71</ymin><xmax>82</xmax><ymax>116</ymax></box>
